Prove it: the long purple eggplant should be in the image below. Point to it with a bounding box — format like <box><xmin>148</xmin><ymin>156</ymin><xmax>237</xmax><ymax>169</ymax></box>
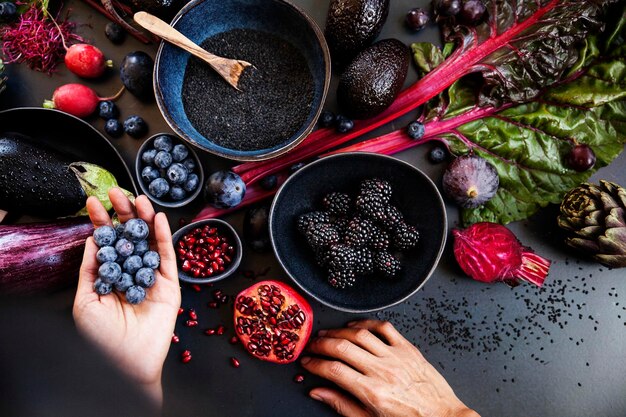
<box><xmin>0</xmin><ymin>217</ymin><xmax>93</xmax><ymax>294</ymax></box>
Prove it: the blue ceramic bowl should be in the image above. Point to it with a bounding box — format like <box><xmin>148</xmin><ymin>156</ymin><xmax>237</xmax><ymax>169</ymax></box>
<box><xmin>154</xmin><ymin>0</ymin><xmax>331</xmax><ymax>161</ymax></box>
<box><xmin>269</xmin><ymin>153</ymin><xmax>448</xmax><ymax>313</ymax></box>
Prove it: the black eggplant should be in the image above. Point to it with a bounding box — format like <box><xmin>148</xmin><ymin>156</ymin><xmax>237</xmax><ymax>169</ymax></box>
<box><xmin>0</xmin><ymin>132</ymin><xmax>132</xmax><ymax>218</ymax></box>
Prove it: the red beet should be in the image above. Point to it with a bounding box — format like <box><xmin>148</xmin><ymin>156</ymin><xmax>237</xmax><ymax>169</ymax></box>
<box><xmin>453</xmin><ymin>222</ymin><xmax>551</xmax><ymax>287</ymax></box>
<box><xmin>64</xmin><ymin>44</ymin><xmax>112</xmax><ymax>78</ymax></box>
<box><xmin>43</xmin><ymin>83</ymin><xmax>123</xmax><ymax>118</ymax></box>
<box><xmin>234</xmin><ymin>280</ymin><xmax>312</xmax><ymax>364</ymax></box>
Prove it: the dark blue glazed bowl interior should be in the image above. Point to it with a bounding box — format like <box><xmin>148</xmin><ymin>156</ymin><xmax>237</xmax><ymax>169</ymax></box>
<box><xmin>154</xmin><ymin>0</ymin><xmax>330</xmax><ymax>161</ymax></box>
<box><xmin>270</xmin><ymin>153</ymin><xmax>448</xmax><ymax>313</ymax></box>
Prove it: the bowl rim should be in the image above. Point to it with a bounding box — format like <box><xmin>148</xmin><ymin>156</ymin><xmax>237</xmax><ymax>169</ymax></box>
<box><xmin>171</xmin><ymin>218</ymin><xmax>243</xmax><ymax>284</ymax></box>
<box><xmin>135</xmin><ymin>132</ymin><xmax>205</xmax><ymax>208</ymax></box>
<box><xmin>269</xmin><ymin>152</ymin><xmax>448</xmax><ymax>313</ymax></box>
<box><xmin>152</xmin><ymin>0</ymin><xmax>331</xmax><ymax>162</ymax></box>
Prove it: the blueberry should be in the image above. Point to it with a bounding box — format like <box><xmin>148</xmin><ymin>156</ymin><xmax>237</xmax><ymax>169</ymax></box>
<box><xmin>260</xmin><ymin>175</ymin><xmax>277</xmax><ymax>190</ymax></box>
<box><xmin>142</xmin><ymin>166</ymin><xmax>160</xmax><ymax>183</ymax></box>
<box><xmin>98</xmin><ymin>101</ymin><xmax>119</xmax><ymax>120</ymax></box>
<box><xmin>154</xmin><ymin>151</ymin><xmax>173</xmax><ymax>169</ymax></box>
<box><xmin>124</xmin><ymin>218</ymin><xmax>149</xmax><ymax>242</ymax></box>
<box><xmin>135</xmin><ymin>267</ymin><xmax>156</xmax><ymax>288</ymax></box>
<box><xmin>182</xmin><ymin>158</ymin><xmax>196</xmax><ymax>173</ymax></box>
<box><xmin>169</xmin><ymin>186</ymin><xmax>187</xmax><ymax>201</ymax></box>
<box><xmin>143</xmin><ymin>251</ymin><xmax>160</xmax><ymax>269</ymax></box>
<box><xmin>429</xmin><ymin>146</ymin><xmax>448</xmax><ymax>164</ymax></box>
<box><xmin>336</xmin><ymin>115</ymin><xmax>354</xmax><ymax>133</ymax></box>
<box><xmin>319</xmin><ymin>111</ymin><xmax>336</xmax><ymax>128</ymax></box>
<box><xmin>407</xmin><ymin>121</ymin><xmax>425</xmax><ymax>140</ymax></box>
<box><xmin>105</xmin><ymin>22</ymin><xmax>125</xmax><ymax>44</ymax></box>
<box><xmin>133</xmin><ymin>239</ymin><xmax>150</xmax><ymax>256</ymax></box>
<box><xmin>104</xmin><ymin>119</ymin><xmax>124</xmax><ymax>138</ymax></box>
<box><xmin>93</xmin><ymin>226</ymin><xmax>117</xmax><ymax>247</ymax></box>
<box><xmin>98</xmin><ymin>261</ymin><xmax>122</xmax><ymax>284</ymax></box>
<box><xmin>114</xmin><ymin>273</ymin><xmax>134</xmax><ymax>292</ymax></box>
<box><xmin>142</xmin><ymin>148</ymin><xmax>158</xmax><ymax>165</ymax></box>
<box><xmin>96</xmin><ymin>246</ymin><xmax>118</xmax><ymax>263</ymax></box>
<box><xmin>166</xmin><ymin>163</ymin><xmax>188</xmax><ymax>185</ymax></box>
<box><xmin>123</xmin><ymin>115</ymin><xmax>148</xmax><ymax>138</ymax></box>
<box><xmin>153</xmin><ymin>135</ymin><xmax>173</xmax><ymax>152</ymax></box>
<box><xmin>183</xmin><ymin>173</ymin><xmax>199</xmax><ymax>192</ymax></box>
<box><xmin>120</xmin><ymin>51</ymin><xmax>154</xmax><ymax>100</ymax></box>
<box><xmin>204</xmin><ymin>170</ymin><xmax>246</xmax><ymax>209</ymax></box>
<box><xmin>171</xmin><ymin>144</ymin><xmax>189</xmax><ymax>162</ymax></box>
<box><xmin>0</xmin><ymin>2</ymin><xmax>17</xmax><ymax>21</ymax></box>
<box><xmin>123</xmin><ymin>255</ymin><xmax>143</xmax><ymax>275</ymax></box>
<box><xmin>148</xmin><ymin>178</ymin><xmax>170</xmax><ymax>198</ymax></box>
<box><xmin>115</xmin><ymin>223</ymin><xmax>125</xmax><ymax>238</ymax></box>
<box><xmin>94</xmin><ymin>278</ymin><xmax>113</xmax><ymax>295</ymax></box>
<box><xmin>125</xmin><ymin>285</ymin><xmax>146</xmax><ymax>304</ymax></box>
<box><xmin>115</xmin><ymin>238</ymin><xmax>135</xmax><ymax>257</ymax></box>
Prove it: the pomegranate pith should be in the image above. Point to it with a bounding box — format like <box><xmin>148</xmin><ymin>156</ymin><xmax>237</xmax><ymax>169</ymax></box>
<box><xmin>233</xmin><ymin>280</ymin><xmax>313</xmax><ymax>364</ymax></box>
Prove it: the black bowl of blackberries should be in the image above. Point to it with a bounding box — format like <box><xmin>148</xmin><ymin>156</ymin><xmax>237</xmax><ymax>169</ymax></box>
<box><xmin>136</xmin><ymin>133</ymin><xmax>204</xmax><ymax>208</ymax></box>
<box><xmin>270</xmin><ymin>153</ymin><xmax>447</xmax><ymax>313</ymax></box>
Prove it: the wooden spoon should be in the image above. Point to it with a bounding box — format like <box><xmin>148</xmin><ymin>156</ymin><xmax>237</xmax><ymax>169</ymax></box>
<box><xmin>133</xmin><ymin>11</ymin><xmax>252</xmax><ymax>91</ymax></box>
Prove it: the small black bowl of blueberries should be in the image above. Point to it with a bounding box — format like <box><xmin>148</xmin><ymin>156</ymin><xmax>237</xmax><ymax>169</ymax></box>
<box><xmin>135</xmin><ymin>133</ymin><xmax>204</xmax><ymax>207</ymax></box>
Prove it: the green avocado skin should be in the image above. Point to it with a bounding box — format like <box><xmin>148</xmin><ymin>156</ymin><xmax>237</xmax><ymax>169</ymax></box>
<box><xmin>0</xmin><ymin>133</ymin><xmax>86</xmax><ymax>217</ymax></box>
<box><xmin>325</xmin><ymin>0</ymin><xmax>390</xmax><ymax>67</ymax></box>
<box><xmin>337</xmin><ymin>39</ymin><xmax>410</xmax><ymax>120</ymax></box>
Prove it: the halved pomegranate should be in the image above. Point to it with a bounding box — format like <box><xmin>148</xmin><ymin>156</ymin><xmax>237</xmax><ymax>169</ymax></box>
<box><xmin>234</xmin><ymin>280</ymin><xmax>313</xmax><ymax>364</ymax></box>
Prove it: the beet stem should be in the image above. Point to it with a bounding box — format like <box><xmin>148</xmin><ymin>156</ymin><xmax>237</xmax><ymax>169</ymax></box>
<box><xmin>517</xmin><ymin>251</ymin><xmax>551</xmax><ymax>287</ymax></box>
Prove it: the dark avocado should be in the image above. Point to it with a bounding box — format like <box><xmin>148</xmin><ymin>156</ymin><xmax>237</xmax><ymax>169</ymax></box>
<box><xmin>337</xmin><ymin>39</ymin><xmax>410</xmax><ymax>120</ymax></box>
<box><xmin>325</xmin><ymin>0</ymin><xmax>390</xmax><ymax>68</ymax></box>
<box><xmin>0</xmin><ymin>132</ymin><xmax>85</xmax><ymax>217</ymax></box>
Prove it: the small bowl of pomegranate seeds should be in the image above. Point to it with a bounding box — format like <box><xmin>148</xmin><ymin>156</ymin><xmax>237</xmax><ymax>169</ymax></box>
<box><xmin>172</xmin><ymin>219</ymin><xmax>242</xmax><ymax>283</ymax></box>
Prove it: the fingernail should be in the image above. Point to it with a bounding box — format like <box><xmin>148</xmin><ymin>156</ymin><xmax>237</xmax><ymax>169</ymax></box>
<box><xmin>310</xmin><ymin>393</ymin><xmax>322</xmax><ymax>401</ymax></box>
<box><xmin>347</xmin><ymin>321</ymin><xmax>357</xmax><ymax>327</ymax></box>
<box><xmin>317</xmin><ymin>329</ymin><xmax>327</xmax><ymax>336</ymax></box>
<box><xmin>301</xmin><ymin>356</ymin><xmax>311</xmax><ymax>365</ymax></box>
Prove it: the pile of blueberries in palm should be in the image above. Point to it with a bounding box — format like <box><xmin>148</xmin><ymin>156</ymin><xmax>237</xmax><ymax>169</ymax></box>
<box><xmin>297</xmin><ymin>178</ymin><xmax>419</xmax><ymax>289</ymax></box>
<box><xmin>140</xmin><ymin>134</ymin><xmax>200</xmax><ymax>202</ymax></box>
<box><xmin>93</xmin><ymin>218</ymin><xmax>160</xmax><ymax>304</ymax></box>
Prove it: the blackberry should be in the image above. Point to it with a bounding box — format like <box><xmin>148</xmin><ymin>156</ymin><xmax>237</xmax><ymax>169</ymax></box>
<box><xmin>370</xmin><ymin>228</ymin><xmax>390</xmax><ymax>251</ymax></box>
<box><xmin>360</xmin><ymin>178</ymin><xmax>392</xmax><ymax>203</ymax></box>
<box><xmin>393</xmin><ymin>223</ymin><xmax>420</xmax><ymax>250</ymax></box>
<box><xmin>344</xmin><ymin>217</ymin><xmax>376</xmax><ymax>247</ymax></box>
<box><xmin>332</xmin><ymin>217</ymin><xmax>351</xmax><ymax>237</ymax></box>
<box><xmin>314</xmin><ymin>249</ymin><xmax>330</xmax><ymax>268</ymax></box>
<box><xmin>328</xmin><ymin>269</ymin><xmax>356</xmax><ymax>289</ymax></box>
<box><xmin>306</xmin><ymin>223</ymin><xmax>340</xmax><ymax>249</ymax></box>
<box><xmin>326</xmin><ymin>244</ymin><xmax>357</xmax><ymax>272</ymax></box>
<box><xmin>355</xmin><ymin>192</ymin><xmax>386</xmax><ymax>221</ymax></box>
<box><xmin>296</xmin><ymin>211</ymin><xmax>331</xmax><ymax>234</ymax></box>
<box><xmin>322</xmin><ymin>192</ymin><xmax>352</xmax><ymax>216</ymax></box>
<box><xmin>374</xmin><ymin>251</ymin><xmax>402</xmax><ymax>278</ymax></box>
<box><xmin>354</xmin><ymin>247</ymin><xmax>374</xmax><ymax>275</ymax></box>
<box><xmin>377</xmin><ymin>205</ymin><xmax>404</xmax><ymax>230</ymax></box>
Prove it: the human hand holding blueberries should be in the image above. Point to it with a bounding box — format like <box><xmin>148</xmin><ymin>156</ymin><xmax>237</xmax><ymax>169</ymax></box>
<box><xmin>302</xmin><ymin>320</ymin><xmax>480</xmax><ymax>417</ymax></box>
<box><xmin>73</xmin><ymin>188</ymin><xmax>181</xmax><ymax>406</ymax></box>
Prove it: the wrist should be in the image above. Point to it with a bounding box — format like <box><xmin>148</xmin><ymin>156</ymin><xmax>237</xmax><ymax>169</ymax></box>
<box><xmin>140</xmin><ymin>378</ymin><xmax>163</xmax><ymax>408</ymax></box>
<box><xmin>450</xmin><ymin>406</ymin><xmax>480</xmax><ymax>417</ymax></box>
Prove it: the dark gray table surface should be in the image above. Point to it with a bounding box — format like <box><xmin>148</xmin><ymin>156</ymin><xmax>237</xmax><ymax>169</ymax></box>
<box><xmin>1</xmin><ymin>1</ymin><xmax>625</xmax><ymax>416</ymax></box>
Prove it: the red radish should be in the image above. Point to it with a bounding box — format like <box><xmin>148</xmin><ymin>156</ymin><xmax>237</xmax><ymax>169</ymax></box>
<box><xmin>453</xmin><ymin>222</ymin><xmax>551</xmax><ymax>287</ymax></box>
<box><xmin>64</xmin><ymin>44</ymin><xmax>113</xmax><ymax>78</ymax></box>
<box><xmin>43</xmin><ymin>84</ymin><xmax>124</xmax><ymax>118</ymax></box>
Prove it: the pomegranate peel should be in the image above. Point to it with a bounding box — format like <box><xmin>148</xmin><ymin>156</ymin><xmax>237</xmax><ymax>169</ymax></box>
<box><xmin>234</xmin><ymin>280</ymin><xmax>313</xmax><ymax>364</ymax></box>
<box><xmin>453</xmin><ymin>222</ymin><xmax>551</xmax><ymax>287</ymax></box>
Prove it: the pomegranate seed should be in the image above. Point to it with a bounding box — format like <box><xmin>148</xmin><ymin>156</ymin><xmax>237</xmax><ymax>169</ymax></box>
<box><xmin>178</xmin><ymin>308</ymin><xmax>184</xmax><ymax>316</ymax></box>
<box><xmin>185</xmin><ymin>320</ymin><xmax>198</xmax><ymax>327</ymax></box>
<box><xmin>211</xmin><ymin>262</ymin><xmax>219</xmax><ymax>271</ymax></box>
<box><xmin>181</xmin><ymin>350</ymin><xmax>192</xmax><ymax>363</ymax></box>
<box><xmin>171</xmin><ymin>334</ymin><xmax>180</xmax><ymax>344</ymax></box>
<box><xmin>213</xmin><ymin>289</ymin><xmax>223</xmax><ymax>299</ymax></box>
<box><xmin>182</xmin><ymin>260</ymin><xmax>192</xmax><ymax>272</ymax></box>
<box><xmin>294</xmin><ymin>374</ymin><xmax>305</xmax><ymax>383</ymax></box>
<box><xmin>208</xmin><ymin>301</ymin><xmax>219</xmax><ymax>309</ymax></box>
<box><xmin>188</xmin><ymin>309</ymin><xmax>198</xmax><ymax>320</ymax></box>
<box><xmin>230</xmin><ymin>336</ymin><xmax>239</xmax><ymax>344</ymax></box>
<box><xmin>230</xmin><ymin>357</ymin><xmax>240</xmax><ymax>368</ymax></box>
<box><xmin>216</xmin><ymin>325</ymin><xmax>226</xmax><ymax>335</ymax></box>
<box><xmin>224</xmin><ymin>255</ymin><xmax>232</xmax><ymax>263</ymax></box>
<box><xmin>205</xmin><ymin>328</ymin><xmax>216</xmax><ymax>335</ymax></box>
<box><xmin>191</xmin><ymin>284</ymin><xmax>202</xmax><ymax>292</ymax></box>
